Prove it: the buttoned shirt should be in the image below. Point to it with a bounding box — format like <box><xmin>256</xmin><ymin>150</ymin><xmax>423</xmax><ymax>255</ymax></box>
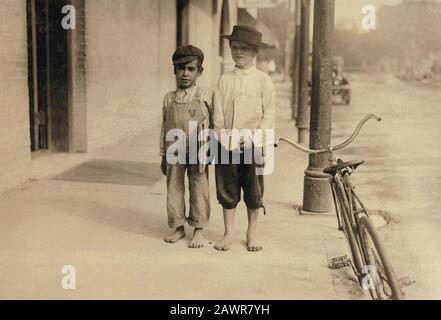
<box><xmin>159</xmin><ymin>85</ymin><xmax>213</xmax><ymax>156</ymax></box>
<box><xmin>213</xmin><ymin>65</ymin><xmax>276</xmax><ymax>150</ymax></box>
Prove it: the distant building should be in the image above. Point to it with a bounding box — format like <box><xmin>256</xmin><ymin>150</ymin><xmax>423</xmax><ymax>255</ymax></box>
<box><xmin>0</xmin><ymin>0</ymin><xmax>239</xmax><ymax>195</ymax></box>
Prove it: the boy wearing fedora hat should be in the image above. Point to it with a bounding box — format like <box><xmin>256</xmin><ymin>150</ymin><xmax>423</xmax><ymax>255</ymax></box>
<box><xmin>159</xmin><ymin>45</ymin><xmax>213</xmax><ymax>248</ymax></box>
<box><xmin>213</xmin><ymin>25</ymin><xmax>276</xmax><ymax>252</ymax></box>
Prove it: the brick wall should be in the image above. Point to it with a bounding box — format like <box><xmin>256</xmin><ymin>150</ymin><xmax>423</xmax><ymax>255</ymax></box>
<box><xmin>84</xmin><ymin>0</ymin><xmax>177</xmax><ymax>152</ymax></box>
<box><xmin>0</xmin><ymin>0</ymin><xmax>31</xmax><ymax>195</ymax></box>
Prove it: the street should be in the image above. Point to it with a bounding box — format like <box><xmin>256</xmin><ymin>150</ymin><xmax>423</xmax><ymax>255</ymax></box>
<box><xmin>0</xmin><ymin>75</ymin><xmax>440</xmax><ymax>299</ymax></box>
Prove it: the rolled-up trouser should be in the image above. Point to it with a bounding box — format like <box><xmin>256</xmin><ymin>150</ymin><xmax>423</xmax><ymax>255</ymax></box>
<box><xmin>166</xmin><ymin>163</ymin><xmax>210</xmax><ymax>228</ymax></box>
<box><xmin>215</xmin><ymin>144</ymin><xmax>265</xmax><ymax>211</ymax></box>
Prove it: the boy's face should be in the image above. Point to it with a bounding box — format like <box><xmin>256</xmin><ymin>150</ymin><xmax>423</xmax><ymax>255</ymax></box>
<box><xmin>230</xmin><ymin>41</ymin><xmax>258</xmax><ymax>68</ymax></box>
<box><xmin>175</xmin><ymin>59</ymin><xmax>202</xmax><ymax>89</ymax></box>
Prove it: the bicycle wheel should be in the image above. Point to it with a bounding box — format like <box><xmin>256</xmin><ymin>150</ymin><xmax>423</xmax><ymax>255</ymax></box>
<box><xmin>358</xmin><ymin>216</ymin><xmax>404</xmax><ymax>300</ymax></box>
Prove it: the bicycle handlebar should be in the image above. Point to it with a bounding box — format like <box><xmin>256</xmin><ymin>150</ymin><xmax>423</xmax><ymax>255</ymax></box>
<box><xmin>274</xmin><ymin>114</ymin><xmax>382</xmax><ymax>154</ymax></box>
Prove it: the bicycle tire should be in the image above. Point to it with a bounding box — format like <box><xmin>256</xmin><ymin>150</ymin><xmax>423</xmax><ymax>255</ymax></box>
<box><xmin>335</xmin><ymin>181</ymin><xmax>364</xmax><ymax>274</ymax></box>
<box><xmin>358</xmin><ymin>216</ymin><xmax>404</xmax><ymax>300</ymax></box>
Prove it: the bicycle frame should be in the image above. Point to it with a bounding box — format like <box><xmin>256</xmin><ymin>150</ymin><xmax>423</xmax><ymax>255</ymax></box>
<box><xmin>330</xmin><ymin>166</ymin><xmax>369</xmax><ymax>276</ymax></box>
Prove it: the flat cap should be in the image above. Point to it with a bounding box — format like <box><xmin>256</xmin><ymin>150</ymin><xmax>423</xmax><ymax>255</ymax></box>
<box><xmin>172</xmin><ymin>45</ymin><xmax>204</xmax><ymax>66</ymax></box>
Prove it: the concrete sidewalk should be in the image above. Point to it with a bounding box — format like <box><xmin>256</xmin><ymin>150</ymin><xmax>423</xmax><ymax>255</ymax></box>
<box><xmin>0</xmin><ymin>86</ymin><xmax>363</xmax><ymax>300</ymax></box>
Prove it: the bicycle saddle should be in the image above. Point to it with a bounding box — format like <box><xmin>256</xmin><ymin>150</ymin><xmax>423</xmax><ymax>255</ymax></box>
<box><xmin>324</xmin><ymin>160</ymin><xmax>364</xmax><ymax>176</ymax></box>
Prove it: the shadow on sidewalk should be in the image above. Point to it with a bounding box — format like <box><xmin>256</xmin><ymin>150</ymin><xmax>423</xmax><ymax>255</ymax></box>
<box><xmin>47</xmin><ymin>159</ymin><xmax>167</xmax><ymax>239</ymax></box>
<box><xmin>52</xmin><ymin>159</ymin><xmax>163</xmax><ymax>187</ymax></box>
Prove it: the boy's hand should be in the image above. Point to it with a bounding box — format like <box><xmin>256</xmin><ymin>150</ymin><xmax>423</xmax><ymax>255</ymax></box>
<box><xmin>256</xmin><ymin>147</ymin><xmax>266</xmax><ymax>166</ymax></box>
<box><xmin>161</xmin><ymin>156</ymin><xmax>167</xmax><ymax>176</ymax></box>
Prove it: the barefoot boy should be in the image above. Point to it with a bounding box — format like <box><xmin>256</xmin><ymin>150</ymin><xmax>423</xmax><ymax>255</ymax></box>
<box><xmin>213</xmin><ymin>25</ymin><xmax>276</xmax><ymax>252</ymax></box>
<box><xmin>159</xmin><ymin>45</ymin><xmax>213</xmax><ymax>248</ymax></box>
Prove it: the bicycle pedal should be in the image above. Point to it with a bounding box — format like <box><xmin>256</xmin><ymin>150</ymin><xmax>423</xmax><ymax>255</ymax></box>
<box><xmin>328</xmin><ymin>255</ymin><xmax>351</xmax><ymax>269</ymax></box>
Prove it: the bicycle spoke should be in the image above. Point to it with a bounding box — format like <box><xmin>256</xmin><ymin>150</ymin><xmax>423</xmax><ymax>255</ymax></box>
<box><xmin>373</xmin><ymin>252</ymin><xmax>393</xmax><ymax>298</ymax></box>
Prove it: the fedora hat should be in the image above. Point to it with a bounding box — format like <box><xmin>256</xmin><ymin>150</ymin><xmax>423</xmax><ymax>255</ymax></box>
<box><xmin>221</xmin><ymin>25</ymin><xmax>270</xmax><ymax>48</ymax></box>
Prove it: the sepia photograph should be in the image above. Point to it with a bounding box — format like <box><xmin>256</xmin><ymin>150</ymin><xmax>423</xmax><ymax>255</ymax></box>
<box><xmin>0</xmin><ymin>0</ymin><xmax>440</xmax><ymax>307</ymax></box>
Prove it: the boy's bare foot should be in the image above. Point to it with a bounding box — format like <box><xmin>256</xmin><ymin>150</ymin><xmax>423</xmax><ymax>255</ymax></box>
<box><xmin>214</xmin><ymin>234</ymin><xmax>233</xmax><ymax>251</ymax></box>
<box><xmin>246</xmin><ymin>232</ymin><xmax>263</xmax><ymax>252</ymax></box>
<box><xmin>188</xmin><ymin>228</ymin><xmax>205</xmax><ymax>248</ymax></box>
<box><xmin>164</xmin><ymin>226</ymin><xmax>185</xmax><ymax>243</ymax></box>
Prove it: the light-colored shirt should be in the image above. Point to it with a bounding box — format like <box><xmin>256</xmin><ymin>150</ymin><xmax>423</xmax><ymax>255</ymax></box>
<box><xmin>159</xmin><ymin>85</ymin><xmax>213</xmax><ymax>156</ymax></box>
<box><xmin>213</xmin><ymin>65</ymin><xmax>276</xmax><ymax>150</ymax></box>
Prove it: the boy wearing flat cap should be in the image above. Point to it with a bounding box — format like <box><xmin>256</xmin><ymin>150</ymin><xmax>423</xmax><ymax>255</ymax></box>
<box><xmin>159</xmin><ymin>45</ymin><xmax>213</xmax><ymax>248</ymax></box>
<box><xmin>213</xmin><ymin>25</ymin><xmax>276</xmax><ymax>252</ymax></box>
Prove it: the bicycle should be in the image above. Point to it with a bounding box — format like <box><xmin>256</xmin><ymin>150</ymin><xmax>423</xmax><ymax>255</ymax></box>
<box><xmin>275</xmin><ymin>114</ymin><xmax>404</xmax><ymax>300</ymax></box>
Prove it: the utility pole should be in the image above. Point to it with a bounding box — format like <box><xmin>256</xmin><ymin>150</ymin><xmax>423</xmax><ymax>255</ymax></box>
<box><xmin>302</xmin><ymin>0</ymin><xmax>335</xmax><ymax>214</ymax></box>
<box><xmin>291</xmin><ymin>0</ymin><xmax>301</xmax><ymax>120</ymax></box>
<box><xmin>283</xmin><ymin>0</ymin><xmax>294</xmax><ymax>83</ymax></box>
<box><xmin>296</xmin><ymin>0</ymin><xmax>310</xmax><ymax>144</ymax></box>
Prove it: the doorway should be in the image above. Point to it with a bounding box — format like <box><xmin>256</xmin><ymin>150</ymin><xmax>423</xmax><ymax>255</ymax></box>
<box><xmin>26</xmin><ymin>0</ymin><xmax>70</xmax><ymax>152</ymax></box>
<box><xmin>176</xmin><ymin>0</ymin><xmax>189</xmax><ymax>47</ymax></box>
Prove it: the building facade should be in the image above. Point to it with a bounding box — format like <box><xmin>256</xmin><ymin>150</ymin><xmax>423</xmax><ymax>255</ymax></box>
<box><xmin>0</xmin><ymin>0</ymin><xmax>239</xmax><ymax>195</ymax></box>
